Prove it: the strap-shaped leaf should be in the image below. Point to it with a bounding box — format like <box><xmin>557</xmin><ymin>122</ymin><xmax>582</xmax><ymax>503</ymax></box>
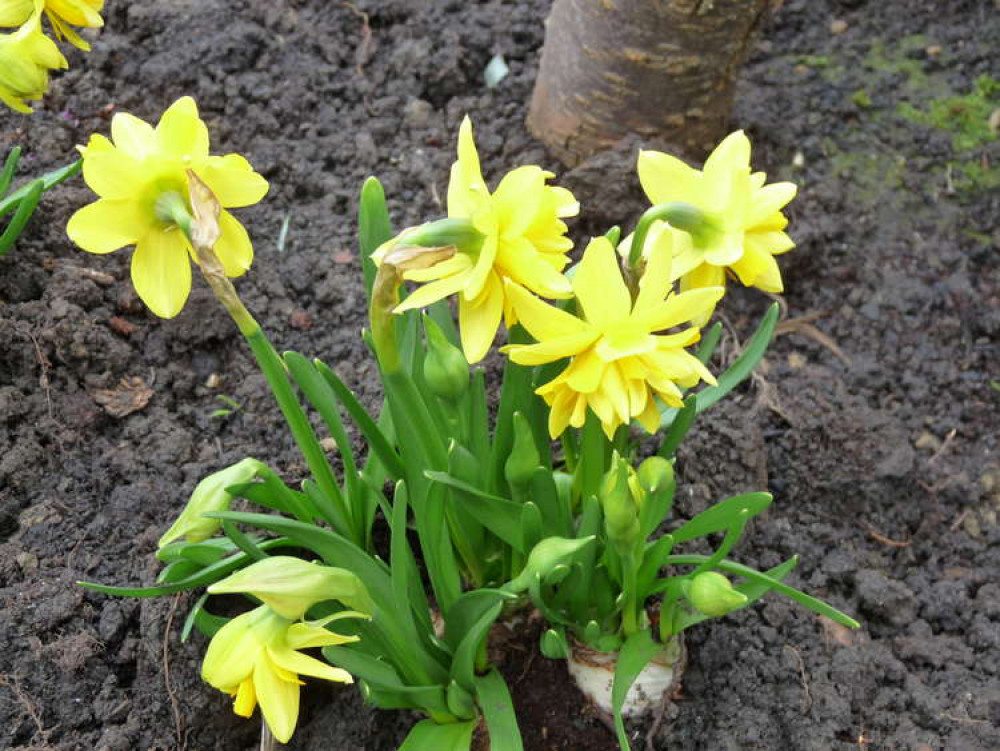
<box><xmin>474</xmin><ymin>668</ymin><xmax>524</xmax><ymax>751</ymax></box>
<box><xmin>426</xmin><ymin>471</ymin><xmax>526</xmax><ymax>553</ymax></box>
<box><xmin>443</xmin><ymin>589</ymin><xmax>515</xmax><ymax>652</ymax></box>
<box><xmin>611</xmin><ymin>629</ymin><xmax>662</xmax><ymax>750</ymax></box>
<box><xmin>670</xmin><ymin>492</ymin><xmax>772</xmax><ymax>543</ymax></box>
<box><xmin>656</xmin><ymin>394</ymin><xmax>696</xmax><ymax>459</ymax></box>
<box><xmin>0</xmin><ymin>147</ymin><xmax>21</xmax><ymax>198</ymax></box>
<box><xmin>0</xmin><ymin>179</ymin><xmax>42</xmax><ymax>257</ymax></box>
<box><xmin>450</xmin><ymin>600</ymin><xmax>503</xmax><ymax>692</ymax></box>
<box><xmin>358</xmin><ymin>176</ymin><xmax>393</xmax><ymax>300</ymax></box>
<box><xmin>661</xmin><ymin>303</ymin><xmax>779</xmax><ymax>428</ymax></box>
<box><xmin>398</xmin><ymin>719</ymin><xmax>477</xmax><ymax>751</ymax></box>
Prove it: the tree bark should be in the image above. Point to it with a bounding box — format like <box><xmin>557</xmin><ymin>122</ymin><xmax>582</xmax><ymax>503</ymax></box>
<box><xmin>527</xmin><ymin>0</ymin><xmax>772</xmax><ymax>165</ymax></box>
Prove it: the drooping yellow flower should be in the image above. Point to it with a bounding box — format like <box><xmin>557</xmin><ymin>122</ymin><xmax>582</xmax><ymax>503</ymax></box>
<box><xmin>0</xmin><ymin>0</ymin><xmax>67</xmax><ymax>113</ymax></box>
<box><xmin>375</xmin><ymin>116</ymin><xmax>579</xmax><ymax>363</ymax></box>
<box><xmin>637</xmin><ymin>130</ymin><xmax>797</xmax><ymax>299</ymax></box>
<box><xmin>202</xmin><ymin>606</ymin><xmax>359</xmax><ymax>744</ymax></box>
<box><xmin>504</xmin><ymin>236</ymin><xmax>722</xmax><ymax>439</ymax></box>
<box><xmin>67</xmin><ymin>96</ymin><xmax>269</xmax><ymax>318</ymax></box>
<box><xmin>0</xmin><ymin>0</ymin><xmax>103</xmax><ymax>51</ymax></box>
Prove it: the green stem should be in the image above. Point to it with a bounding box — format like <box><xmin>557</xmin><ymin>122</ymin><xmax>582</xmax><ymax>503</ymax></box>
<box><xmin>621</xmin><ymin>551</ymin><xmax>639</xmax><ymax>637</ymax></box>
<box><xmin>627</xmin><ymin>200</ymin><xmax>703</xmax><ymax>267</ymax></box>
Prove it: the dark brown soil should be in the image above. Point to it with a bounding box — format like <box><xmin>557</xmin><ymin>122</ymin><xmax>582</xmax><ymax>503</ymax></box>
<box><xmin>2</xmin><ymin>1</ymin><xmax>999</xmax><ymax>750</ymax></box>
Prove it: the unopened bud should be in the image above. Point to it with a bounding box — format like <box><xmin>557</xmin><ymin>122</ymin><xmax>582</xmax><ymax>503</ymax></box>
<box><xmin>158</xmin><ymin>458</ymin><xmax>265</xmax><ymax>548</ymax></box>
<box><xmin>504</xmin><ymin>412</ymin><xmax>539</xmax><ymax>489</ymax></box>
<box><xmin>208</xmin><ymin>556</ymin><xmax>373</xmax><ymax>620</ymax></box>
<box><xmin>423</xmin><ymin>314</ymin><xmax>469</xmax><ymax>401</ymax></box>
<box><xmin>601</xmin><ymin>455</ymin><xmax>641</xmax><ymax>554</ymax></box>
<box><xmin>688</xmin><ymin>571</ymin><xmax>748</xmax><ymax>617</ymax></box>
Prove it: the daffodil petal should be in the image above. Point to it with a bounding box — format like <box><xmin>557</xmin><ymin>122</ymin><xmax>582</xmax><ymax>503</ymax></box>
<box><xmin>505</xmin><ymin>330</ymin><xmax>600</xmax><ymax>366</ymax></box>
<box><xmin>156</xmin><ymin>96</ymin><xmax>209</xmax><ymax>160</ymax></box>
<box><xmin>572</xmin><ymin>237</ymin><xmax>630</xmax><ymax>328</ymax></box>
<box><xmin>447</xmin><ymin>116</ymin><xmax>488</xmax><ymax>218</ymax></box>
<box><xmin>214</xmin><ymin>210</ymin><xmax>254</xmax><ymax>278</ymax></box>
<box><xmin>66</xmin><ymin>198</ymin><xmax>149</xmax><ymax>254</ymax></box>
<box><xmin>268</xmin><ymin>646</ymin><xmax>354</xmax><ymax>684</ymax></box>
<box><xmin>111</xmin><ymin>112</ymin><xmax>157</xmax><ymax>160</ymax></box>
<box><xmin>78</xmin><ymin>134</ymin><xmax>144</xmax><ymax>198</ymax></box>
<box><xmin>459</xmin><ymin>274</ymin><xmax>503</xmax><ymax>364</ymax></box>
<box><xmin>731</xmin><ymin>243</ymin><xmax>784</xmax><ymax>292</ymax></box>
<box><xmin>748</xmin><ymin>182</ymin><xmax>796</xmax><ymax>227</ymax></box>
<box><xmin>637</xmin><ymin>150</ymin><xmax>700</xmax><ymax>205</ymax></box>
<box><xmin>198</xmin><ymin>154</ymin><xmax>269</xmax><ymax>208</ymax></box>
<box><xmin>232</xmin><ymin>678</ymin><xmax>257</xmax><ymax>718</ymax></box>
<box><xmin>637</xmin><ymin>287</ymin><xmax>725</xmax><ymax>332</ymax></box>
<box><xmin>253</xmin><ymin>660</ymin><xmax>299</xmax><ymax>745</ymax></box>
<box><xmin>395</xmin><ymin>268</ymin><xmax>470</xmax><ymax>312</ymax></box>
<box><xmin>503</xmin><ymin>279</ymin><xmax>589</xmax><ymax>341</ymax></box>
<box><xmin>130</xmin><ymin>228</ymin><xmax>192</xmax><ymax>318</ymax></box>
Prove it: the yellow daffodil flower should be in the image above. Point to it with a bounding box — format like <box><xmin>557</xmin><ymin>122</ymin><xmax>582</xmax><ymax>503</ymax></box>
<box><xmin>67</xmin><ymin>96</ymin><xmax>269</xmax><ymax>318</ymax></box>
<box><xmin>0</xmin><ymin>0</ymin><xmax>103</xmax><ymax>51</ymax></box>
<box><xmin>637</xmin><ymin>130</ymin><xmax>797</xmax><ymax>300</ymax></box>
<box><xmin>504</xmin><ymin>236</ymin><xmax>722</xmax><ymax>439</ymax></box>
<box><xmin>0</xmin><ymin>0</ymin><xmax>67</xmax><ymax>113</ymax></box>
<box><xmin>202</xmin><ymin>605</ymin><xmax>360</xmax><ymax>743</ymax></box>
<box><xmin>374</xmin><ymin>116</ymin><xmax>579</xmax><ymax>363</ymax></box>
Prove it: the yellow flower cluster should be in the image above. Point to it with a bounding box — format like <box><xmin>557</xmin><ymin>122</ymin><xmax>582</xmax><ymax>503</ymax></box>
<box><xmin>379</xmin><ymin>120</ymin><xmax>798</xmax><ymax>438</ymax></box>
<box><xmin>0</xmin><ymin>0</ymin><xmax>103</xmax><ymax>112</ymax></box>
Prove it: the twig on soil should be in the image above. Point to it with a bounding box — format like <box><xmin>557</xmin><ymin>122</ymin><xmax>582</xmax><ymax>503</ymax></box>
<box><xmin>342</xmin><ymin>2</ymin><xmax>373</xmax><ymax>76</ymax></box>
<box><xmin>0</xmin><ymin>672</ymin><xmax>55</xmax><ymax>747</ymax></box>
<box><xmin>926</xmin><ymin>428</ymin><xmax>957</xmax><ymax>466</ymax></box>
<box><xmin>949</xmin><ymin>509</ymin><xmax>971</xmax><ymax>532</ymax></box>
<box><xmin>163</xmin><ymin>594</ymin><xmax>187</xmax><ymax>751</ymax></box>
<box><xmin>939</xmin><ymin>712</ymin><xmax>989</xmax><ymax>725</ymax></box>
<box><xmin>14</xmin><ymin>323</ymin><xmax>56</xmax><ymax>427</ymax></box>
<box><xmin>861</xmin><ymin>523</ymin><xmax>912</xmax><ymax>548</ymax></box>
<box><xmin>775</xmin><ymin>316</ymin><xmax>852</xmax><ymax>367</ymax></box>
<box><xmin>784</xmin><ymin>644</ymin><xmax>812</xmax><ymax>715</ymax></box>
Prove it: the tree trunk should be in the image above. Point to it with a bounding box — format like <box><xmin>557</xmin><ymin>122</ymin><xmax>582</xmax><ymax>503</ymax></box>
<box><xmin>527</xmin><ymin>0</ymin><xmax>772</xmax><ymax>165</ymax></box>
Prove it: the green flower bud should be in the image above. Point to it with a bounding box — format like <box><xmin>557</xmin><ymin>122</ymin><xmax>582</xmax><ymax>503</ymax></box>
<box><xmin>504</xmin><ymin>412</ymin><xmax>539</xmax><ymax>489</ymax></box>
<box><xmin>208</xmin><ymin>556</ymin><xmax>373</xmax><ymax>621</ymax></box>
<box><xmin>423</xmin><ymin>314</ymin><xmax>469</xmax><ymax>400</ymax></box>
<box><xmin>636</xmin><ymin>456</ymin><xmax>676</xmax><ymax>538</ymax></box>
<box><xmin>508</xmin><ymin>536</ymin><xmax>594</xmax><ymax>593</ymax></box>
<box><xmin>688</xmin><ymin>571</ymin><xmax>748</xmax><ymax>617</ymax></box>
<box><xmin>158</xmin><ymin>458</ymin><xmax>265</xmax><ymax>548</ymax></box>
<box><xmin>601</xmin><ymin>455</ymin><xmax>641</xmax><ymax>554</ymax></box>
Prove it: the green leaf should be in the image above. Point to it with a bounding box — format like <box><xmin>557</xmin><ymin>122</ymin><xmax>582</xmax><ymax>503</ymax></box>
<box><xmin>220</xmin><ymin>519</ymin><xmax>268</xmax><ymax>562</ymax></box>
<box><xmin>529</xmin><ymin>467</ymin><xmax>572</xmax><ymax>538</ymax></box>
<box><xmin>81</xmin><ymin>537</ymin><xmax>291</xmax><ymax>597</ymax></box>
<box><xmin>358</xmin><ymin>176</ymin><xmax>393</xmax><ymax>300</ymax></box>
<box><xmin>398</xmin><ymin>719</ymin><xmax>477</xmax><ymax>751</ymax></box>
<box><xmin>611</xmin><ymin>630</ymin><xmax>661</xmax><ymax>751</ymax></box>
<box><xmin>670</xmin><ymin>492</ymin><xmax>772</xmax><ymax>543</ymax></box>
<box><xmin>181</xmin><ymin>593</ymin><xmax>227</xmax><ymax>642</ymax></box>
<box><xmin>659</xmin><ymin>555</ymin><xmax>860</xmax><ymax>629</ymax></box>
<box><xmin>695</xmin><ymin>321</ymin><xmax>723</xmax><ymax>365</ymax></box>
<box><xmin>661</xmin><ymin>303</ymin><xmax>779</xmax><ymax>427</ymax></box>
<box><xmin>443</xmin><ymin>589</ymin><xmax>515</xmax><ymax>652</ymax></box>
<box><xmin>313</xmin><ymin>359</ymin><xmax>406</xmax><ymax>481</ymax></box>
<box><xmin>539</xmin><ymin>627</ymin><xmax>570</xmax><ymax>659</ymax></box>
<box><xmin>446</xmin><ymin>680</ymin><xmax>477</xmax><ymax>719</ymax></box>
<box><xmin>425</xmin><ymin>471</ymin><xmax>526</xmax><ymax>553</ymax></box>
<box><xmin>0</xmin><ymin>178</ymin><xmax>42</xmax><ymax>257</ymax></box>
<box><xmin>474</xmin><ymin>668</ymin><xmax>524</xmax><ymax>751</ymax></box>
<box><xmin>450</xmin><ymin>600</ymin><xmax>502</xmax><ymax>691</ymax></box>
<box><xmin>656</xmin><ymin>394</ymin><xmax>697</xmax><ymax>459</ymax></box>
<box><xmin>0</xmin><ymin>146</ymin><xmax>20</xmax><ymax>198</ymax></box>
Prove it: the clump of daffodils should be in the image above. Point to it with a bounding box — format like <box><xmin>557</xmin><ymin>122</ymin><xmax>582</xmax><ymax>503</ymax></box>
<box><xmin>0</xmin><ymin>0</ymin><xmax>103</xmax><ymax>112</ymax></box>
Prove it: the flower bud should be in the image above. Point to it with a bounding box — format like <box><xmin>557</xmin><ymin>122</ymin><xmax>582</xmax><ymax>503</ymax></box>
<box><xmin>601</xmin><ymin>455</ymin><xmax>641</xmax><ymax>554</ymax></box>
<box><xmin>0</xmin><ymin>11</ymin><xmax>68</xmax><ymax>114</ymax></box>
<box><xmin>208</xmin><ymin>556</ymin><xmax>373</xmax><ymax>620</ymax></box>
<box><xmin>423</xmin><ymin>314</ymin><xmax>469</xmax><ymax>401</ymax></box>
<box><xmin>687</xmin><ymin>571</ymin><xmax>748</xmax><ymax>617</ymax></box>
<box><xmin>508</xmin><ymin>536</ymin><xmax>594</xmax><ymax>593</ymax></box>
<box><xmin>504</xmin><ymin>412</ymin><xmax>539</xmax><ymax>489</ymax></box>
<box><xmin>158</xmin><ymin>458</ymin><xmax>265</xmax><ymax>548</ymax></box>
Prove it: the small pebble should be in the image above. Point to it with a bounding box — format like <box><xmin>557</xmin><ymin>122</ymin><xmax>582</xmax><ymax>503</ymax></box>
<box><xmin>830</xmin><ymin>19</ymin><xmax>848</xmax><ymax>34</ymax></box>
